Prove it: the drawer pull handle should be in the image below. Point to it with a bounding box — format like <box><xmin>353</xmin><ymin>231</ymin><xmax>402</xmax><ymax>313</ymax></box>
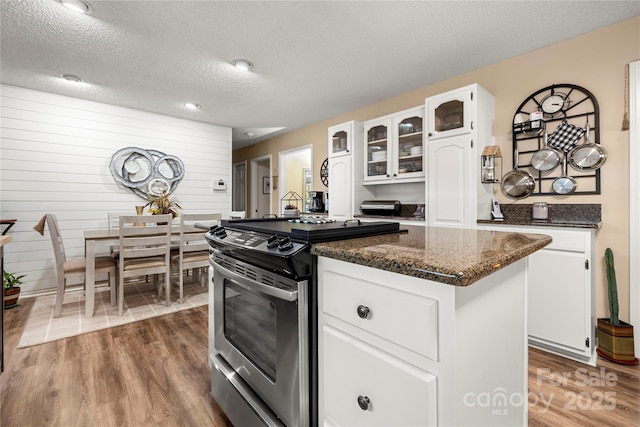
<box><xmin>356</xmin><ymin>305</ymin><xmax>370</xmax><ymax>319</ymax></box>
<box><xmin>357</xmin><ymin>395</ymin><xmax>370</xmax><ymax>411</ymax></box>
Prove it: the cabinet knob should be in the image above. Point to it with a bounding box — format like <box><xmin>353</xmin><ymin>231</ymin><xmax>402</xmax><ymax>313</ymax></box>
<box><xmin>428</xmin><ymin>132</ymin><xmax>433</xmax><ymax>137</ymax></box>
<box><xmin>357</xmin><ymin>395</ymin><xmax>371</xmax><ymax>411</ymax></box>
<box><xmin>356</xmin><ymin>305</ymin><xmax>370</xmax><ymax>319</ymax></box>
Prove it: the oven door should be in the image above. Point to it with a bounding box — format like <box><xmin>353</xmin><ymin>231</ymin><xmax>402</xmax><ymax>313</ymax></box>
<box><xmin>212</xmin><ymin>256</ymin><xmax>308</xmax><ymax>427</ymax></box>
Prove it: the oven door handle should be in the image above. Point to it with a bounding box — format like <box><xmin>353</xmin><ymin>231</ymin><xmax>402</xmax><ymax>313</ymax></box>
<box><xmin>211</xmin><ymin>259</ymin><xmax>299</xmax><ymax>302</ymax></box>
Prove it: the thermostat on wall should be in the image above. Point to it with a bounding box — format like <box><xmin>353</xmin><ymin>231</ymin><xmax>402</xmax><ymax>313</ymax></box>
<box><xmin>213</xmin><ymin>179</ymin><xmax>227</xmax><ymax>191</ymax></box>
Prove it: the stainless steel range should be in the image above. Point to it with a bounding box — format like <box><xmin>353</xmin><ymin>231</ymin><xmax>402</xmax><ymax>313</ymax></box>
<box><xmin>204</xmin><ymin>218</ymin><xmax>401</xmax><ymax>427</ymax></box>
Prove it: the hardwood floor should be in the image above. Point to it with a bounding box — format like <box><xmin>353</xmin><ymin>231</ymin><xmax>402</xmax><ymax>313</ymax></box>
<box><xmin>528</xmin><ymin>346</ymin><xmax>639</xmax><ymax>427</ymax></box>
<box><xmin>2</xmin><ymin>299</ymin><xmax>639</xmax><ymax>426</ymax></box>
<box><xmin>1</xmin><ymin>299</ymin><xmax>232</xmax><ymax>427</ymax></box>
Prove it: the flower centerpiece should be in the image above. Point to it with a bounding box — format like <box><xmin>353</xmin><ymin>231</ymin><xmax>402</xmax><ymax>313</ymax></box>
<box><xmin>283</xmin><ymin>203</ymin><xmax>300</xmax><ymax>218</ymax></box>
<box><xmin>144</xmin><ymin>191</ymin><xmax>182</xmax><ymax>219</ymax></box>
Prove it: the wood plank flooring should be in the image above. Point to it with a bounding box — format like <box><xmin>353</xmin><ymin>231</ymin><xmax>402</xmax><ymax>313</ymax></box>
<box><xmin>2</xmin><ymin>299</ymin><xmax>639</xmax><ymax>426</ymax></box>
<box><xmin>1</xmin><ymin>299</ymin><xmax>232</xmax><ymax>427</ymax></box>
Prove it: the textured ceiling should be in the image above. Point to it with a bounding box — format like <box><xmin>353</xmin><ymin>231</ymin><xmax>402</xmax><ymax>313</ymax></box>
<box><xmin>1</xmin><ymin>0</ymin><xmax>638</xmax><ymax>149</ymax></box>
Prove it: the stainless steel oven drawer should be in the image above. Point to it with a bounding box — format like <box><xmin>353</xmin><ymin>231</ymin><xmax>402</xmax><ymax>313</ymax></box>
<box><xmin>210</xmin><ymin>354</ymin><xmax>285</xmax><ymax>427</ymax></box>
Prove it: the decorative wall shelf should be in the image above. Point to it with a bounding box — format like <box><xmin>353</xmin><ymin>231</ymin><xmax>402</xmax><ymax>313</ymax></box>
<box><xmin>512</xmin><ymin>84</ymin><xmax>601</xmax><ymax>196</ymax></box>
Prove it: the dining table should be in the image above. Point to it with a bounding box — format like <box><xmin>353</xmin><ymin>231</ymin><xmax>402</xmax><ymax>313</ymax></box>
<box><xmin>83</xmin><ymin>220</ymin><xmax>220</xmax><ymax>317</ymax></box>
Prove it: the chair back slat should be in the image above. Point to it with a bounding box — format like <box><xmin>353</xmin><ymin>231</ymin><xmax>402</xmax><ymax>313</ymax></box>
<box><xmin>45</xmin><ymin>214</ymin><xmax>66</xmax><ymax>267</ymax></box>
<box><xmin>178</xmin><ymin>213</ymin><xmax>221</xmax><ymax>255</ymax></box>
<box><xmin>118</xmin><ymin>214</ymin><xmax>172</xmax><ymax>262</ymax></box>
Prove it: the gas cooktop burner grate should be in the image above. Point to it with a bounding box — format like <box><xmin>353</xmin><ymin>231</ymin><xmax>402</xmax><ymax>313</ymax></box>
<box><xmin>288</xmin><ymin>216</ymin><xmax>336</xmax><ymax>224</ymax></box>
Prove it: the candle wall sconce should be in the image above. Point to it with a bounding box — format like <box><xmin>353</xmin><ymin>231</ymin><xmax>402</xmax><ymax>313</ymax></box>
<box><xmin>481</xmin><ymin>145</ymin><xmax>502</xmax><ymax>184</ymax></box>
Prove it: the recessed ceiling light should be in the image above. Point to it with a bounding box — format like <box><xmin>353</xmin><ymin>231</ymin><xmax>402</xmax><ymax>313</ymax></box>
<box><xmin>244</xmin><ymin>132</ymin><xmax>255</xmax><ymax>137</ymax></box>
<box><xmin>60</xmin><ymin>73</ymin><xmax>84</xmax><ymax>83</ymax></box>
<box><xmin>55</xmin><ymin>0</ymin><xmax>93</xmax><ymax>14</ymax></box>
<box><xmin>232</xmin><ymin>59</ymin><xmax>253</xmax><ymax>71</ymax></box>
<box><xmin>185</xmin><ymin>102</ymin><xmax>201</xmax><ymax>110</ymax></box>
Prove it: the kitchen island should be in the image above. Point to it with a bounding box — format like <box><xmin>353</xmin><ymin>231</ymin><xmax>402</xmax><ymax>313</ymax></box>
<box><xmin>312</xmin><ymin>225</ymin><xmax>551</xmax><ymax>427</ymax></box>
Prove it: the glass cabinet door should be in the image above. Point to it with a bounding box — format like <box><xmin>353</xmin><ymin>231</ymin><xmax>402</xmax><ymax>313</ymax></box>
<box><xmin>395</xmin><ymin>114</ymin><xmax>424</xmax><ymax>179</ymax></box>
<box><xmin>426</xmin><ymin>87</ymin><xmax>473</xmax><ymax>140</ymax></box>
<box><xmin>365</xmin><ymin>121</ymin><xmax>390</xmax><ymax>180</ymax></box>
<box><xmin>328</xmin><ymin>121</ymin><xmax>354</xmax><ymax>158</ymax></box>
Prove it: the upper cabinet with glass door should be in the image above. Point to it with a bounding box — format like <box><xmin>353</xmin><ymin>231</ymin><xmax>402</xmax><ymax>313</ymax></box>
<box><xmin>426</xmin><ymin>87</ymin><xmax>474</xmax><ymax>140</ymax></box>
<box><xmin>393</xmin><ymin>106</ymin><xmax>424</xmax><ymax>181</ymax></box>
<box><xmin>328</xmin><ymin>121</ymin><xmax>355</xmax><ymax>158</ymax></box>
<box><xmin>364</xmin><ymin>106</ymin><xmax>425</xmax><ymax>184</ymax></box>
<box><xmin>364</xmin><ymin>118</ymin><xmax>391</xmax><ymax>183</ymax></box>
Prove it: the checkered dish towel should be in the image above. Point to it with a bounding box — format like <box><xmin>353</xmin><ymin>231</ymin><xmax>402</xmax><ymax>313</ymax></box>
<box><xmin>547</xmin><ymin>120</ymin><xmax>585</xmax><ymax>152</ymax></box>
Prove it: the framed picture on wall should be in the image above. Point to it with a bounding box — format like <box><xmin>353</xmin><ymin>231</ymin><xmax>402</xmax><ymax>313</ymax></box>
<box><xmin>263</xmin><ymin>177</ymin><xmax>270</xmax><ymax>194</ymax></box>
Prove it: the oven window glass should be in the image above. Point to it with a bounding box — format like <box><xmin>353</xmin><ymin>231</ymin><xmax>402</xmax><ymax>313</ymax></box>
<box><xmin>224</xmin><ymin>280</ymin><xmax>277</xmax><ymax>381</ymax></box>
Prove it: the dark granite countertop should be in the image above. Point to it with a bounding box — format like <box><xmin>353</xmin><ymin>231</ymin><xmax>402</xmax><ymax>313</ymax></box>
<box><xmin>477</xmin><ymin>203</ymin><xmax>601</xmax><ymax>229</ymax></box>
<box><xmin>354</xmin><ymin>214</ymin><xmax>425</xmax><ymax>222</ymax></box>
<box><xmin>311</xmin><ymin>225</ymin><xmax>551</xmax><ymax>287</ymax></box>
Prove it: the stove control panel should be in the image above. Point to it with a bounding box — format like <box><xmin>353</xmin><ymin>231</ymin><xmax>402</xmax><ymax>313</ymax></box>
<box><xmin>206</xmin><ymin>227</ymin><xmax>308</xmax><ymax>255</ymax></box>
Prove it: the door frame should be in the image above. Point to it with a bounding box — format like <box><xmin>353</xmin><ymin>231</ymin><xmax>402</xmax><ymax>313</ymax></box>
<box><xmin>278</xmin><ymin>145</ymin><xmax>313</xmax><ymax>215</ymax></box>
<box><xmin>629</xmin><ymin>60</ymin><xmax>639</xmax><ymax>355</ymax></box>
<box><xmin>250</xmin><ymin>154</ymin><xmax>272</xmax><ymax>219</ymax></box>
<box><xmin>232</xmin><ymin>160</ymin><xmax>247</xmax><ymax>212</ymax></box>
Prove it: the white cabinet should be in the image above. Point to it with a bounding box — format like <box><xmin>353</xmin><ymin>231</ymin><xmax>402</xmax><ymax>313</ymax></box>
<box><xmin>328</xmin><ymin>155</ymin><xmax>353</xmax><ymax>221</ymax></box>
<box><xmin>363</xmin><ymin>106</ymin><xmax>425</xmax><ymax>184</ymax></box>
<box><xmin>323</xmin><ymin>326</ymin><xmax>437</xmax><ymax>427</ymax></box>
<box><xmin>426</xmin><ymin>86</ymin><xmax>474</xmax><ymax>140</ymax></box>
<box><xmin>328</xmin><ymin>121</ymin><xmax>355</xmax><ymax>158</ymax></box>
<box><xmin>318</xmin><ymin>256</ymin><xmax>529</xmax><ymax>427</ymax></box>
<box><xmin>477</xmin><ymin>224</ymin><xmax>597</xmax><ymax>365</ymax></box>
<box><xmin>427</xmin><ymin>135</ymin><xmax>470</xmax><ymax>227</ymax></box>
<box><xmin>328</xmin><ymin>120</ymin><xmax>364</xmax><ymax>220</ymax></box>
<box><xmin>426</xmin><ymin>84</ymin><xmax>494</xmax><ymax>227</ymax></box>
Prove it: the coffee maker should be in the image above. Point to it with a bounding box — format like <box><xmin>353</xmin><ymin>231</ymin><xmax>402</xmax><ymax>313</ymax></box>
<box><xmin>309</xmin><ymin>191</ymin><xmax>325</xmax><ymax>212</ymax></box>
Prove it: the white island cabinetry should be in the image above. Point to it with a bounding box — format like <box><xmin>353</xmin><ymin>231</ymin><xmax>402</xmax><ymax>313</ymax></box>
<box><xmin>317</xmin><ymin>256</ymin><xmax>529</xmax><ymax>427</ymax></box>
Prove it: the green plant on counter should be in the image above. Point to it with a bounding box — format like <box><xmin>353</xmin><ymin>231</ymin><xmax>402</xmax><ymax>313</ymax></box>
<box><xmin>3</xmin><ymin>271</ymin><xmax>25</xmax><ymax>290</ymax></box>
<box><xmin>605</xmin><ymin>247</ymin><xmax>620</xmax><ymax>326</ymax></box>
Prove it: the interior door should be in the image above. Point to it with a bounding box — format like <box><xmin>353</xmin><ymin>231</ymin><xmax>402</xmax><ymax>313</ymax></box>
<box><xmin>232</xmin><ymin>161</ymin><xmax>246</xmax><ymax>212</ymax></box>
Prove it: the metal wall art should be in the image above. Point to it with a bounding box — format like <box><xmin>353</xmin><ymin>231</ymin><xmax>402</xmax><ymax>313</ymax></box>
<box><xmin>109</xmin><ymin>147</ymin><xmax>185</xmax><ymax>200</ymax></box>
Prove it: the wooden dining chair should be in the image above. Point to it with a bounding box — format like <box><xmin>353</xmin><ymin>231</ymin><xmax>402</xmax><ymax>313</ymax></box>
<box><xmin>40</xmin><ymin>214</ymin><xmax>118</xmax><ymax>318</ymax></box>
<box><xmin>117</xmin><ymin>214</ymin><xmax>172</xmax><ymax>316</ymax></box>
<box><xmin>171</xmin><ymin>213</ymin><xmax>221</xmax><ymax>303</ymax></box>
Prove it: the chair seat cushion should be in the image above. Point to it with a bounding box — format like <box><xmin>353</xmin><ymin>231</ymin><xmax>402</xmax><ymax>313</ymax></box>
<box><xmin>123</xmin><ymin>256</ymin><xmax>166</xmax><ymax>271</ymax></box>
<box><xmin>171</xmin><ymin>251</ymin><xmax>209</xmax><ymax>264</ymax></box>
<box><xmin>64</xmin><ymin>256</ymin><xmax>116</xmax><ymax>274</ymax></box>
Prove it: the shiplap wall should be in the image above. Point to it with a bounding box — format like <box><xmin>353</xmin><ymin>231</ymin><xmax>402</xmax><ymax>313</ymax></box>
<box><xmin>0</xmin><ymin>85</ymin><xmax>231</xmax><ymax>295</ymax></box>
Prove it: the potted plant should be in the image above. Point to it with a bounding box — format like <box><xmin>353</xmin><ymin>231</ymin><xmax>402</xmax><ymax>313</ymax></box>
<box><xmin>596</xmin><ymin>248</ymin><xmax>638</xmax><ymax>365</ymax></box>
<box><xmin>3</xmin><ymin>271</ymin><xmax>25</xmax><ymax>308</ymax></box>
<box><xmin>144</xmin><ymin>191</ymin><xmax>182</xmax><ymax>222</ymax></box>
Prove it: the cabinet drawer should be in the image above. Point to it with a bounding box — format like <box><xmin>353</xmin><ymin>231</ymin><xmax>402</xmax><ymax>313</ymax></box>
<box><xmin>322</xmin><ymin>326</ymin><xmax>437</xmax><ymax>427</ymax></box>
<box><xmin>322</xmin><ymin>270</ymin><xmax>438</xmax><ymax>361</ymax></box>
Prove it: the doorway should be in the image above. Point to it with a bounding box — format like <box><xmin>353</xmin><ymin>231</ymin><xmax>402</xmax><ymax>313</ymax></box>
<box><xmin>279</xmin><ymin>146</ymin><xmax>312</xmax><ymax>215</ymax></box>
<box><xmin>250</xmin><ymin>155</ymin><xmax>272</xmax><ymax>219</ymax></box>
<box><xmin>232</xmin><ymin>161</ymin><xmax>246</xmax><ymax>212</ymax></box>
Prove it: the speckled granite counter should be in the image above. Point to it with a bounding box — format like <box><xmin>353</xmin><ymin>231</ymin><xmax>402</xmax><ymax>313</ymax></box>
<box><xmin>311</xmin><ymin>225</ymin><xmax>551</xmax><ymax>287</ymax></box>
<box><xmin>477</xmin><ymin>203</ymin><xmax>601</xmax><ymax>229</ymax></box>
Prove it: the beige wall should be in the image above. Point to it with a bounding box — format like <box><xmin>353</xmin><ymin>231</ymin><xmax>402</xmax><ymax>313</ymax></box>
<box><xmin>233</xmin><ymin>17</ymin><xmax>640</xmax><ymax>320</ymax></box>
